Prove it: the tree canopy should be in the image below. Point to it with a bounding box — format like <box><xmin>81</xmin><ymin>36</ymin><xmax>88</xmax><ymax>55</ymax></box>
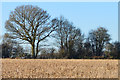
<box><xmin>5</xmin><ymin>5</ymin><xmax>57</xmax><ymax>58</ymax></box>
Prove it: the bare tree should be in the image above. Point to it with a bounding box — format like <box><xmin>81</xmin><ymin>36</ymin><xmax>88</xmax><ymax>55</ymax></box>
<box><xmin>1</xmin><ymin>35</ymin><xmax>24</xmax><ymax>58</ymax></box>
<box><xmin>88</xmin><ymin>27</ymin><xmax>111</xmax><ymax>56</ymax></box>
<box><xmin>106</xmin><ymin>42</ymin><xmax>120</xmax><ymax>59</ymax></box>
<box><xmin>53</xmin><ymin>16</ymin><xmax>84</xmax><ymax>58</ymax></box>
<box><xmin>5</xmin><ymin>5</ymin><xmax>57</xmax><ymax>58</ymax></box>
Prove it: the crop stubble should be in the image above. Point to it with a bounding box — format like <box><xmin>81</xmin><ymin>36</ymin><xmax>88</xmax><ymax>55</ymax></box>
<box><xmin>1</xmin><ymin>59</ymin><xmax>118</xmax><ymax>78</ymax></box>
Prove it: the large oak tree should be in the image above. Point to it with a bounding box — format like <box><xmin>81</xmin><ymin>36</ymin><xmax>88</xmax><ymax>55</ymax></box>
<box><xmin>5</xmin><ymin>5</ymin><xmax>57</xmax><ymax>58</ymax></box>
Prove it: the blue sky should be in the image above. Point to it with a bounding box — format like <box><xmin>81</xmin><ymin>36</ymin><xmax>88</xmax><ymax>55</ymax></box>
<box><xmin>1</xmin><ymin>2</ymin><xmax>118</xmax><ymax>42</ymax></box>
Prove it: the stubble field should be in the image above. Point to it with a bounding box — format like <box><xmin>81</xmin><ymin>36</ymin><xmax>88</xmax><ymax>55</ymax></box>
<box><xmin>1</xmin><ymin>59</ymin><xmax>118</xmax><ymax>78</ymax></box>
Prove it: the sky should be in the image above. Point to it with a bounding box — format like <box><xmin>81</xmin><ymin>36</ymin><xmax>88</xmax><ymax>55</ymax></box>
<box><xmin>1</xmin><ymin>2</ymin><xmax>118</xmax><ymax>43</ymax></box>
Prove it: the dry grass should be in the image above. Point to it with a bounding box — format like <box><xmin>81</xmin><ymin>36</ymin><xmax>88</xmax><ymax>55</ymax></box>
<box><xmin>1</xmin><ymin>59</ymin><xmax>118</xmax><ymax>78</ymax></box>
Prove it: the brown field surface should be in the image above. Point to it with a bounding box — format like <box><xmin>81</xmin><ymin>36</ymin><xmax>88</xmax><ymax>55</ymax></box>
<box><xmin>1</xmin><ymin>59</ymin><xmax>118</xmax><ymax>78</ymax></box>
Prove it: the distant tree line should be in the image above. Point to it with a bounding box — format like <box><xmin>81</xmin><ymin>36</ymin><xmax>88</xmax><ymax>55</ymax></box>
<box><xmin>1</xmin><ymin>5</ymin><xmax>120</xmax><ymax>59</ymax></box>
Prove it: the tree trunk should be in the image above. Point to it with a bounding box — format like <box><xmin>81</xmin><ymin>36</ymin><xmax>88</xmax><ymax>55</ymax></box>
<box><xmin>35</xmin><ymin>42</ymin><xmax>39</xmax><ymax>58</ymax></box>
<box><xmin>31</xmin><ymin>44</ymin><xmax>35</xmax><ymax>58</ymax></box>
